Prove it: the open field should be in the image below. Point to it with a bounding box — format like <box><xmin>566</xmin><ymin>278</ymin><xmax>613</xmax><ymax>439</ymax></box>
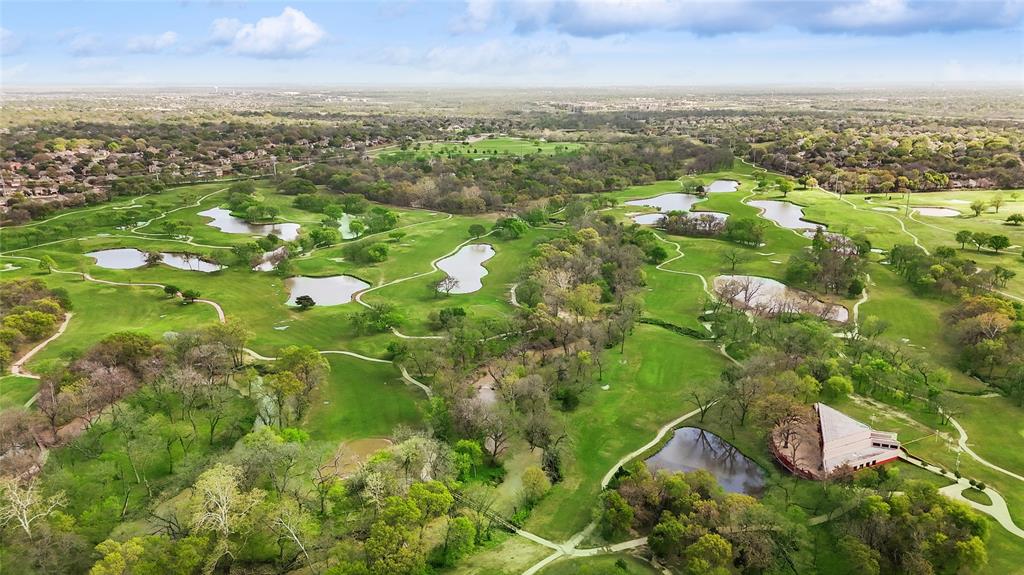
<box><xmin>376</xmin><ymin>137</ymin><xmax>584</xmax><ymax>162</ymax></box>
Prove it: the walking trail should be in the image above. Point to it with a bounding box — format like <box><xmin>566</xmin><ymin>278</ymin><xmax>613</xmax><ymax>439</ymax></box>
<box><xmin>9</xmin><ymin>313</ymin><xmax>74</xmax><ymax>380</ymax></box>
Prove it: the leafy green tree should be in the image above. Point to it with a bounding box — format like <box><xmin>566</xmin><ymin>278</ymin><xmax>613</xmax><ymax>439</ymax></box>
<box><xmin>987</xmin><ymin>235</ymin><xmax>1010</xmax><ymax>252</ymax></box>
<box><xmin>468</xmin><ymin>224</ymin><xmax>486</xmax><ymax>238</ymax></box>
<box><xmin>442</xmin><ymin>517</ymin><xmax>476</xmax><ymax>566</ymax></box>
<box><xmin>955</xmin><ymin>230</ymin><xmax>973</xmax><ymax>249</ymax></box>
<box><xmin>971</xmin><ymin>232</ymin><xmax>992</xmax><ymax>252</ymax></box>
<box><xmin>1006</xmin><ymin>213</ymin><xmax>1024</xmax><ymax>225</ymax></box>
<box><xmin>599</xmin><ymin>491</ymin><xmax>634</xmax><ymax>539</ymax></box>
<box><xmin>278</xmin><ymin>178</ymin><xmax>317</xmax><ymax>196</ymax></box>
<box><xmin>520</xmin><ymin>466</ymin><xmax>551</xmax><ymax>505</ymax></box>
<box><xmin>494</xmin><ymin>217</ymin><xmax>529</xmax><ymax>239</ymax></box>
<box><xmin>685</xmin><ymin>533</ymin><xmax>733</xmax><ymax>575</ymax></box>
<box><xmin>824</xmin><ymin>375</ymin><xmax>854</xmax><ymax>399</ymax></box>
<box><xmin>294</xmin><ymin>295</ymin><xmax>316</xmax><ymax>310</ymax></box>
<box><xmin>365</xmin><ymin>496</ymin><xmax>426</xmax><ymax>575</ymax></box>
<box><xmin>777</xmin><ymin>179</ymin><xmax>795</xmax><ymax>197</ymax></box>
<box><xmin>265</xmin><ymin>371</ymin><xmax>304</xmax><ymax>427</ymax></box>
<box><xmin>181</xmin><ymin>289</ymin><xmax>201</xmax><ymax>302</ymax></box>
<box><xmin>38</xmin><ymin>255</ymin><xmax>57</xmax><ymax>274</ymax></box>
<box><xmin>163</xmin><ymin>285</ymin><xmax>179</xmax><ymax>298</ymax></box>
<box><xmin>969</xmin><ymin>200</ymin><xmax>987</xmax><ymax>216</ymax></box>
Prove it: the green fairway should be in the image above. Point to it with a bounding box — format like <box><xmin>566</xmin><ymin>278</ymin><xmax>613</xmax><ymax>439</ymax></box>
<box><xmin>376</xmin><ymin>137</ymin><xmax>584</xmax><ymax>162</ymax></box>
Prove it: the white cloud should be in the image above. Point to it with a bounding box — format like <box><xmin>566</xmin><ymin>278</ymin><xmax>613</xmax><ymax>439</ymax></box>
<box><xmin>451</xmin><ymin>0</ymin><xmax>497</xmax><ymax>33</ymax></box>
<box><xmin>210</xmin><ymin>7</ymin><xmax>326</xmax><ymax>58</ymax></box>
<box><xmin>1</xmin><ymin>27</ymin><xmax>23</xmax><ymax>56</ymax></box>
<box><xmin>66</xmin><ymin>32</ymin><xmax>103</xmax><ymax>56</ymax></box>
<box><xmin>458</xmin><ymin>0</ymin><xmax>1024</xmax><ymax>37</ymax></box>
<box><xmin>127</xmin><ymin>31</ymin><xmax>178</xmax><ymax>54</ymax></box>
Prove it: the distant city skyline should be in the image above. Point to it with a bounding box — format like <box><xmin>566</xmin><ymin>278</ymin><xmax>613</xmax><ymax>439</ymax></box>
<box><xmin>2</xmin><ymin>0</ymin><xmax>1022</xmax><ymax>87</ymax></box>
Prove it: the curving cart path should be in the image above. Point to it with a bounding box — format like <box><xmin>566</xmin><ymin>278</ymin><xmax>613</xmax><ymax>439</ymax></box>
<box><xmin>9</xmin><ymin>313</ymin><xmax>74</xmax><ymax>379</ymax></box>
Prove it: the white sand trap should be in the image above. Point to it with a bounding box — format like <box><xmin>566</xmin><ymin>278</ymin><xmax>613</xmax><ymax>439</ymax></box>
<box><xmin>872</xmin><ymin>207</ymin><xmax>899</xmax><ymax>212</ymax></box>
<box><xmin>914</xmin><ymin>207</ymin><xmax>961</xmax><ymax>217</ymax></box>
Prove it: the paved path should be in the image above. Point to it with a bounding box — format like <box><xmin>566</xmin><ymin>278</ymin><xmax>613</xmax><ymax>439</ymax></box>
<box><xmin>242</xmin><ymin>348</ymin><xmax>432</xmax><ymax>397</ymax></box>
<box><xmin>9</xmin><ymin>313</ymin><xmax>74</xmax><ymax>379</ymax></box>
<box><xmin>900</xmin><ymin>454</ymin><xmax>1024</xmax><ymax>538</ymax></box>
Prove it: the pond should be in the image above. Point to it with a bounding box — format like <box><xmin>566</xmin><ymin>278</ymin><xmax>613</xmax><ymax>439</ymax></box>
<box><xmin>624</xmin><ymin>193</ymin><xmax>705</xmax><ymax>213</ymax></box>
<box><xmin>198</xmin><ymin>207</ymin><xmax>301</xmax><ymax>241</ymax></box>
<box><xmin>284</xmin><ymin>275</ymin><xmax>370</xmax><ymax>306</ymax></box>
<box><xmin>747</xmin><ymin>200</ymin><xmax>822</xmax><ymax>230</ymax></box>
<box><xmin>645</xmin><ymin>427</ymin><xmax>765</xmax><ymax>495</ymax></box>
<box><xmin>714</xmin><ymin>274</ymin><xmax>849</xmax><ymax>322</ymax></box>
<box><xmin>87</xmin><ymin>248</ymin><xmax>223</xmax><ymax>272</ymax></box>
<box><xmin>253</xmin><ymin>246</ymin><xmax>288</xmax><ymax>272</ymax></box>
<box><xmin>436</xmin><ymin>244</ymin><xmax>496</xmax><ymax>294</ymax></box>
<box><xmin>338</xmin><ymin>213</ymin><xmax>359</xmax><ymax>240</ymax></box>
<box><xmin>914</xmin><ymin>207</ymin><xmax>961</xmax><ymax>218</ymax></box>
<box><xmin>706</xmin><ymin>179</ymin><xmax>739</xmax><ymax>193</ymax></box>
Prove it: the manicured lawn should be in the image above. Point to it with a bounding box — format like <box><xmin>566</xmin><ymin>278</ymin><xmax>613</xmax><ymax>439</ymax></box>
<box><xmin>377</xmin><ymin>137</ymin><xmax>584</xmax><ymax>162</ymax></box>
<box><xmin>0</xmin><ymin>376</ymin><xmax>38</xmax><ymax>410</ymax></box>
<box><xmin>539</xmin><ymin>554</ymin><xmax>661</xmax><ymax>575</ymax></box>
<box><xmin>302</xmin><ymin>354</ymin><xmax>424</xmax><ymax>442</ymax></box>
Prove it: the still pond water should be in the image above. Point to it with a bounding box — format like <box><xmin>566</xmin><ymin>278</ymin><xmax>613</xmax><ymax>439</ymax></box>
<box><xmin>645</xmin><ymin>427</ymin><xmax>765</xmax><ymax>495</ymax></box>
<box><xmin>436</xmin><ymin>244</ymin><xmax>496</xmax><ymax>294</ymax></box>
<box><xmin>198</xmin><ymin>207</ymin><xmax>301</xmax><ymax>241</ymax></box>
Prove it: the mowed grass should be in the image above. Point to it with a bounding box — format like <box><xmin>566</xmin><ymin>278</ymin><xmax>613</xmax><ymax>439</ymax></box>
<box><xmin>377</xmin><ymin>137</ymin><xmax>584</xmax><ymax>162</ymax></box>
<box><xmin>302</xmin><ymin>355</ymin><xmax>423</xmax><ymax>442</ymax></box>
<box><xmin>539</xmin><ymin>554</ymin><xmax>661</xmax><ymax>575</ymax></box>
<box><xmin>0</xmin><ymin>376</ymin><xmax>39</xmax><ymax>409</ymax></box>
<box><xmin>524</xmin><ymin>325</ymin><xmax>728</xmax><ymax>540</ymax></box>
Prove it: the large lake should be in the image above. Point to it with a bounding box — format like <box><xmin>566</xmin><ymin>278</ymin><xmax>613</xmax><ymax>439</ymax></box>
<box><xmin>645</xmin><ymin>427</ymin><xmax>765</xmax><ymax>495</ymax></box>
<box><xmin>436</xmin><ymin>244</ymin><xmax>496</xmax><ymax>294</ymax></box>
<box><xmin>199</xmin><ymin>207</ymin><xmax>301</xmax><ymax>241</ymax></box>
<box><xmin>87</xmin><ymin>248</ymin><xmax>223</xmax><ymax>272</ymax></box>
<box><xmin>284</xmin><ymin>275</ymin><xmax>370</xmax><ymax>306</ymax></box>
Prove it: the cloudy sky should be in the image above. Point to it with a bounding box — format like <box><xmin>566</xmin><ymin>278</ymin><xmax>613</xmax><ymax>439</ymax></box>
<box><xmin>2</xmin><ymin>0</ymin><xmax>1022</xmax><ymax>87</ymax></box>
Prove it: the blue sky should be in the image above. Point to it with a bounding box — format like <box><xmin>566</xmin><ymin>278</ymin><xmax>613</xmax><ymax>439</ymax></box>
<box><xmin>1</xmin><ymin>0</ymin><xmax>1022</xmax><ymax>86</ymax></box>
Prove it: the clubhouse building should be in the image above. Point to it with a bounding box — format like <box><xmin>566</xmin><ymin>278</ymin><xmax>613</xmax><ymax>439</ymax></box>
<box><xmin>771</xmin><ymin>403</ymin><xmax>901</xmax><ymax>480</ymax></box>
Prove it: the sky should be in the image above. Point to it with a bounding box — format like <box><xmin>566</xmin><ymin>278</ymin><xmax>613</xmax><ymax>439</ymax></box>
<box><xmin>1</xmin><ymin>0</ymin><xmax>1023</xmax><ymax>87</ymax></box>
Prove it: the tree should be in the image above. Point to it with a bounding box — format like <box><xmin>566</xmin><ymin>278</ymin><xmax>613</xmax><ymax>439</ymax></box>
<box><xmin>1007</xmin><ymin>213</ymin><xmax>1024</xmax><ymax>225</ymax></box>
<box><xmin>599</xmin><ymin>490</ymin><xmax>634</xmax><ymax>539</ymax></box>
<box><xmin>276</xmin><ymin>345</ymin><xmax>330</xmax><ymax>396</ymax></box>
<box><xmin>0</xmin><ymin>477</ymin><xmax>67</xmax><ymax>537</ymax></box>
<box><xmin>442</xmin><ymin>516</ymin><xmax>476</xmax><ymax>566</ymax></box>
<box><xmin>777</xmin><ymin>179</ymin><xmax>795</xmax><ymax>197</ymax></box>
<box><xmin>955</xmin><ymin>230</ymin><xmax>973</xmax><ymax>249</ymax></box>
<box><xmin>468</xmin><ymin>224</ymin><xmax>486</xmax><ymax>238</ymax></box>
<box><xmin>971</xmin><ymin>232</ymin><xmax>991</xmax><ymax>252</ymax></box>
<box><xmin>520</xmin><ymin>466</ymin><xmax>551</xmax><ymax>505</ymax></box>
<box><xmin>990</xmin><ymin>194</ymin><xmax>1005</xmax><ymax>213</ymax></box>
<box><xmin>436</xmin><ymin>276</ymin><xmax>460</xmax><ymax>296</ymax></box>
<box><xmin>181</xmin><ymin>289</ymin><xmax>200</xmax><ymax>303</ymax></box>
<box><xmin>720</xmin><ymin>247</ymin><xmax>751</xmax><ymax>272</ymax></box>
<box><xmin>38</xmin><ymin>255</ymin><xmax>57</xmax><ymax>274</ymax></box>
<box><xmin>494</xmin><ymin>217</ymin><xmax>528</xmax><ymax>239</ymax></box>
<box><xmin>163</xmin><ymin>285</ymin><xmax>179</xmax><ymax>298</ymax></box>
<box><xmin>189</xmin><ymin>464</ymin><xmax>265</xmax><ymax>570</ymax></box>
<box><xmin>278</xmin><ymin>178</ymin><xmax>317</xmax><ymax>196</ymax></box>
<box><xmin>987</xmin><ymin>235</ymin><xmax>1010</xmax><ymax>252</ymax></box>
<box><xmin>295</xmin><ymin>295</ymin><xmax>316</xmax><ymax>310</ymax></box>
<box><xmin>969</xmin><ymin>200</ymin><xmax>987</xmax><ymax>216</ymax></box>
<box><xmin>266</xmin><ymin>371</ymin><xmax>304</xmax><ymax>427</ymax></box>
<box><xmin>144</xmin><ymin>251</ymin><xmax>163</xmax><ymax>267</ymax></box>
<box><xmin>824</xmin><ymin>375</ymin><xmax>854</xmax><ymax>399</ymax></box>
<box><xmin>685</xmin><ymin>533</ymin><xmax>733</xmax><ymax>575</ymax></box>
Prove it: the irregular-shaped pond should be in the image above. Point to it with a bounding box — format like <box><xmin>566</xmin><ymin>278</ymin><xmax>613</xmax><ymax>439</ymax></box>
<box><xmin>285</xmin><ymin>275</ymin><xmax>370</xmax><ymax>307</ymax></box>
<box><xmin>624</xmin><ymin>193</ymin><xmax>705</xmax><ymax>213</ymax></box>
<box><xmin>714</xmin><ymin>274</ymin><xmax>848</xmax><ymax>322</ymax></box>
<box><xmin>87</xmin><ymin>248</ymin><xmax>223</xmax><ymax>272</ymax></box>
<box><xmin>706</xmin><ymin>179</ymin><xmax>740</xmax><ymax>193</ymax></box>
<box><xmin>748</xmin><ymin>200</ymin><xmax>822</xmax><ymax>230</ymax></box>
<box><xmin>645</xmin><ymin>427</ymin><xmax>765</xmax><ymax>495</ymax></box>
<box><xmin>436</xmin><ymin>244</ymin><xmax>495</xmax><ymax>294</ymax></box>
<box><xmin>914</xmin><ymin>207</ymin><xmax>961</xmax><ymax>218</ymax></box>
<box><xmin>338</xmin><ymin>213</ymin><xmax>359</xmax><ymax>240</ymax></box>
<box><xmin>198</xmin><ymin>207</ymin><xmax>301</xmax><ymax>241</ymax></box>
<box><xmin>253</xmin><ymin>246</ymin><xmax>289</xmax><ymax>272</ymax></box>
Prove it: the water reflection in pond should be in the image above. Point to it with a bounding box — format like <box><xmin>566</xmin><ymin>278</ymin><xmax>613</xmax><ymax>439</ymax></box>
<box><xmin>198</xmin><ymin>207</ymin><xmax>301</xmax><ymax>241</ymax></box>
<box><xmin>645</xmin><ymin>427</ymin><xmax>765</xmax><ymax>495</ymax></box>
<box><xmin>285</xmin><ymin>275</ymin><xmax>370</xmax><ymax>306</ymax></box>
<box><xmin>914</xmin><ymin>207</ymin><xmax>961</xmax><ymax>218</ymax></box>
<box><xmin>87</xmin><ymin>248</ymin><xmax>223</xmax><ymax>272</ymax></box>
<box><xmin>714</xmin><ymin>274</ymin><xmax>849</xmax><ymax>322</ymax></box>
<box><xmin>747</xmin><ymin>200</ymin><xmax>822</xmax><ymax>230</ymax></box>
<box><xmin>436</xmin><ymin>244</ymin><xmax>495</xmax><ymax>294</ymax></box>
<box><xmin>338</xmin><ymin>213</ymin><xmax>359</xmax><ymax>240</ymax></box>
<box><xmin>706</xmin><ymin>179</ymin><xmax>739</xmax><ymax>193</ymax></box>
<box><xmin>624</xmin><ymin>193</ymin><xmax>705</xmax><ymax>213</ymax></box>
